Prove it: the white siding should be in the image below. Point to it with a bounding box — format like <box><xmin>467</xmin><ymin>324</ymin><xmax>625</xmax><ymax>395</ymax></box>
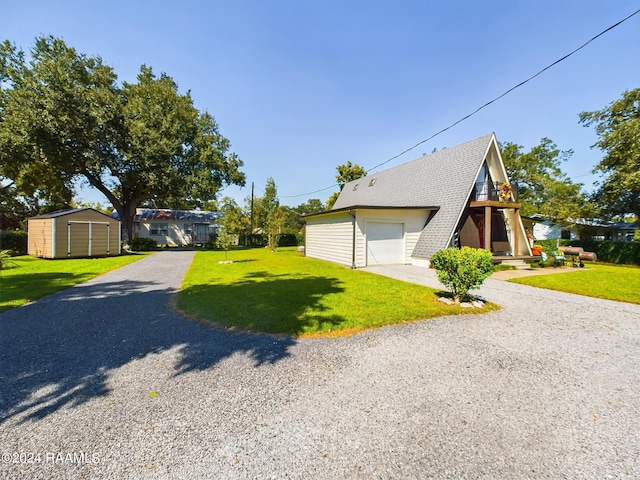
<box><xmin>137</xmin><ymin>221</ymin><xmax>195</xmax><ymax>245</ymax></box>
<box><xmin>305</xmin><ymin>212</ymin><xmax>354</xmax><ymax>267</ymax></box>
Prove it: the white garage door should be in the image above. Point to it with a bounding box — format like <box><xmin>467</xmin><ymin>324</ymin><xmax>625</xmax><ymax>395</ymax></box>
<box><xmin>366</xmin><ymin>222</ymin><xmax>404</xmax><ymax>265</ymax></box>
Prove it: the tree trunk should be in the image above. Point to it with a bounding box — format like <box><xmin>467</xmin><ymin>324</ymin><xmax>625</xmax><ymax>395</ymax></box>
<box><xmin>119</xmin><ymin>203</ymin><xmax>136</xmax><ymax>243</ymax></box>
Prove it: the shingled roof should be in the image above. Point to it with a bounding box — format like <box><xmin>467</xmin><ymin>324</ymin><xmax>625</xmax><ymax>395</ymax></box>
<box><xmin>333</xmin><ymin>133</ymin><xmax>497</xmax><ymax>258</ymax></box>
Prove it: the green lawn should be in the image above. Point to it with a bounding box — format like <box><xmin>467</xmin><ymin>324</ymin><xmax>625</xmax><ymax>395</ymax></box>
<box><xmin>176</xmin><ymin>247</ymin><xmax>495</xmax><ymax>337</ymax></box>
<box><xmin>0</xmin><ymin>253</ymin><xmax>149</xmax><ymax>312</ymax></box>
<box><xmin>509</xmin><ymin>263</ymin><xmax>640</xmax><ymax>304</ymax></box>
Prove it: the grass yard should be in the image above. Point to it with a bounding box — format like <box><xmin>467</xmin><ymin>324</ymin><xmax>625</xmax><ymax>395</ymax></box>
<box><xmin>0</xmin><ymin>253</ymin><xmax>149</xmax><ymax>312</ymax></box>
<box><xmin>177</xmin><ymin>247</ymin><xmax>496</xmax><ymax>337</ymax></box>
<box><xmin>509</xmin><ymin>263</ymin><xmax>640</xmax><ymax>304</ymax></box>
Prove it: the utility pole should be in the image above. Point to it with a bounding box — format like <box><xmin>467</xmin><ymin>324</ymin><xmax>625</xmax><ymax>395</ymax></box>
<box><xmin>249</xmin><ymin>181</ymin><xmax>254</xmax><ymax>246</ymax></box>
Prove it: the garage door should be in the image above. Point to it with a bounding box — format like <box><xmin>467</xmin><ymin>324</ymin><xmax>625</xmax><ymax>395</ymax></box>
<box><xmin>366</xmin><ymin>222</ymin><xmax>404</xmax><ymax>265</ymax></box>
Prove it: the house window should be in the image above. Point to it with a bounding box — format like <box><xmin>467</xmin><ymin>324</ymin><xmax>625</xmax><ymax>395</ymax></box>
<box><xmin>474</xmin><ymin>163</ymin><xmax>491</xmax><ymax>201</ymax></box>
<box><xmin>150</xmin><ymin>223</ymin><xmax>168</xmax><ymax>236</ymax></box>
<box><xmin>184</xmin><ymin>224</ymin><xmax>193</xmax><ymax>235</ymax></box>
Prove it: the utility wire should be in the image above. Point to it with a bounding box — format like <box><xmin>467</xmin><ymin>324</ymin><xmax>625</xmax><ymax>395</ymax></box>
<box><xmin>282</xmin><ymin>7</ymin><xmax>640</xmax><ymax>200</ymax></box>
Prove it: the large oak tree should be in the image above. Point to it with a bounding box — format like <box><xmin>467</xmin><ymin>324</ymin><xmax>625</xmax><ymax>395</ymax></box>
<box><xmin>0</xmin><ymin>36</ymin><xmax>245</xmax><ymax>239</ymax></box>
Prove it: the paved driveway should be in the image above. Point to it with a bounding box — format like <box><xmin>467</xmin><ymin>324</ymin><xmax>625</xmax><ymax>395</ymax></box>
<box><xmin>1</xmin><ymin>253</ymin><xmax>639</xmax><ymax>479</ymax></box>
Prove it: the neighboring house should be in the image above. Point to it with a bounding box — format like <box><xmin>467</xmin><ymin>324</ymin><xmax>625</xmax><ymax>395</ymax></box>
<box><xmin>526</xmin><ymin>215</ymin><xmax>638</xmax><ymax>242</ymax></box>
<box><xmin>28</xmin><ymin>208</ymin><xmax>121</xmax><ymax>259</ymax></box>
<box><xmin>126</xmin><ymin>209</ymin><xmax>221</xmax><ymax>245</ymax></box>
<box><xmin>304</xmin><ymin>133</ymin><xmax>531</xmax><ymax>268</ymax></box>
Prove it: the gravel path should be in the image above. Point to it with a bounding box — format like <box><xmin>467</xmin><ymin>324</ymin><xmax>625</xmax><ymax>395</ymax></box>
<box><xmin>1</xmin><ymin>253</ymin><xmax>639</xmax><ymax>479</ymax></box>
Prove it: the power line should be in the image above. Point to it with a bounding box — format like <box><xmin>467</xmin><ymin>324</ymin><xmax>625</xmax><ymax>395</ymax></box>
<box><xmin>281</xmin><ymin>7</ymin><xmax>640</xmax><ymax>200</ymax></box>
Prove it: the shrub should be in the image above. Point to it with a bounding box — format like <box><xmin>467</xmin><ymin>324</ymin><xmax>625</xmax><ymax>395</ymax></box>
<box><xmin>0</xmin><ymin>230</ymin><xmax>28</xmax><ymax>255</ymax></box>
<box><xmin>534</xmin><ymin>238</ymin><xmax>570</xmax><ymax>255</ymax></box>
<box><xmin>277</xmin><ymin>233</ymin><xmax>298</xmax><ymax>247</ymax></box>
<box><xmin>129</xmin><ymin>237</ymin><xmax>158</xmax><ymax>251</ymax></box>
<box><xmin>246</xmin><ymin>233</ymin><xmax>266</xmax><ymax>247</ymax></box>
<box><xmin>430</xmin><ymin>247</ymin><xmax>494</xmax><ymax>303</ymax></box>
<box><xmin>570</xmin><ymin>239</ymin><xmax>640</xmax><ymax>265</ymax></box>
<box><xmin>0</xmin><ymin>249</ymin><xmax>17</xmax><ymax>270</ymax></box>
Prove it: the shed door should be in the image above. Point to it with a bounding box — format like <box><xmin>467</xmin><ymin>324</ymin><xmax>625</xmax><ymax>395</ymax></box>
<box><xmin>68</xmin><ymin>222</ymin><xmax>90</xmax><ymax>257</ymax></box>
<box><xmin>366</xmin><ymin>222</ymin><xmax>404</xmax><ymax>265</ymax></box>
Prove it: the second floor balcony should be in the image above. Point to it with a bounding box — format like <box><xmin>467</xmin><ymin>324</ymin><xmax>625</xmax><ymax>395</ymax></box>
<box><xmin>473</xmin><ymin>181</ymin><xmax>519</xmax><ymax>203</ymax></box>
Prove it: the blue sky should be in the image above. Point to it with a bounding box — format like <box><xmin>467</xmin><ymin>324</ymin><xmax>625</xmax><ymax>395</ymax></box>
<box><xmin>2</xmin><ymin>1</ymin><xmax>639</xmax><ymax>208</ymax></box>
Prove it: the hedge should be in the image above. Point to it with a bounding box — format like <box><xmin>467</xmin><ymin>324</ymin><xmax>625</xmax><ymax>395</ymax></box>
<box><xmin>129</xmin><ymin>237</ymin><xmax>158</xmax><ymax>251</ymax></box>
<box><xmin>569</xmin><ymin>240</ymin><xmax>640</xmax><ymax>266</ymax></box>
<box><xmin>277</xmin><ymin>233</ymin><xmax>298</xmax><ymax>247</ymax></box>
<box><xmin>0</xmin><ymin>230</ymin><xmax>28</xmax><ymax>255</ymax></box>
<box><xmin>533</xmin><ymin>237</ymin><xmax>640</xmax><ymax>265</ymax></box>
<box><xmin>236</xmin><ymin>233</ymin><xmax>300</xmax><ymax>248</ymax></box>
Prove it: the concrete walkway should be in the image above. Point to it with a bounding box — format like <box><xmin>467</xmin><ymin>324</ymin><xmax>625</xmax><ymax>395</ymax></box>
<box><xmin>364</xmin><ymin>263</ymin><xmax>640</xmax><ymax>313</ymax></box>
<box><xmin>1</xmin><ymin>252</ymin><xmax>639</xmax><ymax>479</ymax></box>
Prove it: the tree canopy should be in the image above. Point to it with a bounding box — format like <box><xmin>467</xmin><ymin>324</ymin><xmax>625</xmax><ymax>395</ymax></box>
<box><xmin>0</xmin><ymin>36</ymin><xmax>245</xmax><ymax>238</ymax></box>
<box><xmin>500</xmin><ymin>138</ymin><xmax>586</xmax><ymax>223</ymax></box>
<box><xmin>579</xmin><ymin>87</ymin><xmax>640</xmax><ymax>219</ymax></box>
<box><xmin>325</xmin><ymin>161</ymin><xmax>367</xmax><ymax>209</ymax></box>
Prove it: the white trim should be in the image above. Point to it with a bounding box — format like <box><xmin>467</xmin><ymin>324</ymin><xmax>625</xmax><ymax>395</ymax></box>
<box><xmin>51</xmin><ymin>218</ymin><xmax>57</xmax><ymax>259</ymax></box>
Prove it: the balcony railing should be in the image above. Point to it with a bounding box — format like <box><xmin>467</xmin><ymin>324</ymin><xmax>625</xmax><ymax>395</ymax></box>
<box><xmin>473</xmin><ymin>181</ymin><xmax>519</xmax><ymax>202</ymax></box>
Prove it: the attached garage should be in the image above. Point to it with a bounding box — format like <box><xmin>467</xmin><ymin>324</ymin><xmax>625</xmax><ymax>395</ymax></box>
<box><xmin>28</xmin><ymin>208</ymin><xmax>121</xmax><ymax>259</ymax></box>
<box><xmin>304</xmin><ymin>207</ymin><xmax>434</xmax><ymax>268</ymax></box>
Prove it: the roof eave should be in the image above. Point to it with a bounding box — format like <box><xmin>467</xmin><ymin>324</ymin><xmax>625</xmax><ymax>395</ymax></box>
<box><xmin>303</xmin><ymin>205</ymin><xmax>440</xmax><ymax>219</ymax></box>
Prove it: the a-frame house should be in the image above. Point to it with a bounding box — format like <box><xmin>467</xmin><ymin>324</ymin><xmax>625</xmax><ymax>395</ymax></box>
<box><xmin>304</xmin><ymin>133</ymin><xmax>532</xmax><ymax>268</ymax></box>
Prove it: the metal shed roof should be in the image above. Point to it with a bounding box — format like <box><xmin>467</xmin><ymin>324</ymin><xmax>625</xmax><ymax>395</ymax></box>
<box><xmin>132</xmin><ymin>209</ymin><xmax>221</xmax><ymax>223</ymax></box>
<box><xmin>30</xmin><ymin>208</ymin><xmax>116</xmax><ymax>221</ymax></box>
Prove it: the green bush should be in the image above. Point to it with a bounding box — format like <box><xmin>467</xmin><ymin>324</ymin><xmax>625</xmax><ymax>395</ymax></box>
<box><xmin>129</xmin><ymin>237</ymin><xmax>158</xmax><ymax>251</ymax></box>
<box><xmin>430</xmin><ymin>247</ymin><xmax>494</xmax><ymax>303</ymax></box>
<box><xmin>247</xmin><ymin>233</ymin><xmax>267</xmax><ymax>247</ymax></box>
<box><xmin>277</xmin><ymin>233</ymin><xmax>298</xmax><ymax>247</ymax></box>
<box><xmin>0</xmin><ymin>230</ymin><xmax>28</xmax><ymax>255</ymax></box>
<box><xmin>0</xmin><ymin>249</ymin><xmax>17</xmax><ymax>270</ymax></box>
<box><xmin>570</xmin><ymin>240</ymin><xmax>640</xmax><ymax>265</ymax></box>
<box><xmin>533</xmin><ymin>238</ymin><xmax>570</xmax><ymax>255</ymax></box>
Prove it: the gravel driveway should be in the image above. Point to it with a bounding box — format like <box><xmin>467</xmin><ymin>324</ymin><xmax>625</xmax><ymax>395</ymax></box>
<box><xmin>1</xmin><ymin>252</ymin><xmax>639</xmax><ymax>479</ymax></box>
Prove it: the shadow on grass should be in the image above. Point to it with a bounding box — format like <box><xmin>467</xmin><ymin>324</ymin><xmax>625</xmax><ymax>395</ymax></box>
<box><xmin>179</xmin><ymin>271</ymin><xmax>347</xmax><ymax>335</ymax></box>
<box><xmin>0</xmin><ymin>276</ymin><xmax>295</xmax><ymax>425</ymax></box>
<box><xmin>0</xmin><ymin>272</ymin><xmax>80</xmax><ymax>312</ymax></box>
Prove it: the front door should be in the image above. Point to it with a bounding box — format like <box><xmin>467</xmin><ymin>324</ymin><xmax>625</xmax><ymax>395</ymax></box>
<box><xmin>195</xmin><ymin>224</ymin><xmax>208</xmax><ymax>243</ymax></box>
